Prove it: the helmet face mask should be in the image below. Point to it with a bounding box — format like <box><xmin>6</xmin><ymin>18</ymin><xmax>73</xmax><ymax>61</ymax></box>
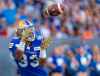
<box><xmin>22</xmin><ymin>27</ymin><xmax>35</xmax><ymax>42</ymax></box>
<box><xmin>27</xmin><ymin>34</ymin><xmax>35</xmax><ymax>42</ymax></box>
<box><xmin>16</xmin><ymin>29</ymin><xmax>24</xmax><ymax>38</ymax></box>
<box><xmin>17</xmin><ymin>20</ymin><xmax>35</xmax><ymax>42</ymax></box>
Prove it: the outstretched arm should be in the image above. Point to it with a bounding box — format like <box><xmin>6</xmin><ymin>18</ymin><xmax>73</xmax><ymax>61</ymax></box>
<box><xmin>39</xmin><ymin>37</ymin><xmax>52</xmax><ymax>65</ymax></box>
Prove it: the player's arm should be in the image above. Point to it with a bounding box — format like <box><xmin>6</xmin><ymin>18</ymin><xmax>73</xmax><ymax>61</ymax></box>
<box><xmin>9</xmin><ymin>37</ymin><xmax>25</xmax><ymax>60</ymax></box>
<box><xmin>15</xmin><ymin>41</ymin><xmax>25</xmax><ymax>60</ymax></box>
<box><xmin>9</xmin><ymin>41</ymin><xmax>16</xmax><ymax>60</ymax></box>
<box><xmin>39</xmin><ymin>49</ymin><xmax>47</xmax><ymax>66</ymax></box>
<box><xmin>9</xmin><ymin>38</ymin><xmax>18</xmax><ymax>57</ymax></box>
<box><xmin>39</xmin><ymin>37</ymin><xmax>52</xmax><ymax>65</ymax></box>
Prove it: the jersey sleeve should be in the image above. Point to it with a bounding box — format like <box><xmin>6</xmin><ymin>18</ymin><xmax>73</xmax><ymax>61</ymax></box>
<box><xmin>9</xmin><ymin>37</ymin><xmax>20</xmax><ymax>55</ymax></box>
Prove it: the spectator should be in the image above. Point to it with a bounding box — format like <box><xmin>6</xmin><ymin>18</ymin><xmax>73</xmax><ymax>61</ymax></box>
<box><xmin>65</xmin><ymin>48</ymin><xmax>78</xmax><ymax>76</ymax></box>
<box><xmin>2</xmin><ymin>0</ymin><xmax>16</xmax><ymax>26</ymax></box>
<box><xmin>76</xmin><ymin>46</ymin><xmax>92</xmax><ymax>76</ymax></box>
<box><xmin>90</xmin><ymin>45</ymin><xmax>100</xmax><ymax>76</ymax></box>
<box><xmin>47</xmin><ymin>46</ymin><xmax>66</xmax><ymax>76</ymax></box>
<box><xmin>81</xmin><ymin>25</ymin><xmax>94</xmax><ymax>41</ymax></box>
<box><xmin>0</xmin><ymin>16</ymin><xmax>7</xmax><ymax>37</ymax></box>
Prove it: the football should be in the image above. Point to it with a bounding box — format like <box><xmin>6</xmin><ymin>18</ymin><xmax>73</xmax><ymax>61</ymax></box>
<box><xmin>45</xmin><ymin>4</ymin><xmax>64</xmax><ymax>16</ymax></box>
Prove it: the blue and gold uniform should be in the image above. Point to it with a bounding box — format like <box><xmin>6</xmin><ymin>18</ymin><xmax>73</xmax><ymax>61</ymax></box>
<box><xmin>9</xmin><ymin>20</ymin><xmax>48</xmax><ymax>76</ymax></box>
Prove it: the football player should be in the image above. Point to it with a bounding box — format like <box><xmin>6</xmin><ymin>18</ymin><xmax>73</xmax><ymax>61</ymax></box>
<box><xmin>9</xmin><ymin>20</ymin><xmax>50</xmax><ymax>76</ymax></box>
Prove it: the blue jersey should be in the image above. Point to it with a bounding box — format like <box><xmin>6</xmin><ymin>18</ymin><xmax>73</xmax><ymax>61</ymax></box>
<box><xmin>96</xmin><ymin>0</ymin><xmax>100</xmax><ymax>4</ymax></box>
<box><xmin>9</xmin><ymin>33</ymin><xmax>47</xmax><ymax>76</ymax></box>
<box><xmin>9</xmin><ymin>36</ymin><xmax>21</xmax><ymax>56</ymax></box>
<box><xmin>48</xmin><ymin>55</ymin><xmax>66</xmax><ymax>73</ymax></box>
<box><xmin>76</xmin><ymin>53</ymin><xmax>91</xmax><ymax>72</ymax></box>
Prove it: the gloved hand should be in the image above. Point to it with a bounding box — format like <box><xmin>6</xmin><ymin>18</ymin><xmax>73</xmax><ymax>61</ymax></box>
<box><xmin>15</xmin><ymin>42</ymin><xmax>25</xmax><ymax>60</ymax></box>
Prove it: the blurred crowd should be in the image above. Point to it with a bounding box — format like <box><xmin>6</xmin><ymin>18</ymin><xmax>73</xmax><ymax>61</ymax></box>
<box><xmin>47</xmin><ymin>44</ymin><xmax>100</xmax><ymax>76</ymax></box>
<box><xmin>0</xmin><ymin>0</ymin><xmax>100</xmax><ymax>76</ymax></box>
<box><xmin>0</xmin><ymin>0</ymin><xmax>100</xmax><ymax>39</ymax></box>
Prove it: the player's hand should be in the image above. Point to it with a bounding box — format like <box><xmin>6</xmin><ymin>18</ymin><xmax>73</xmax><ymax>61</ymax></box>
<box><xmin>39</xmin><ymin>58</ymin><xmax>46</xmax><ymax>66</ymax></box>
<box><xmin>41</xmin><ymin>37</ymin><xmax>52</xmax><ymax>50</ymax></box>
<box><xmin>16</xmin><ymin>42</ymin><xmax>25</xmax><ymax>52</ymax></box>
<box><xmin>15</xmin><ymin>49</ymin><xmax>24</xmax><ymax>60</ymax></box>
<box><xmin>15</xmin><ymin>42</ymin><xmax>25</xmax><ymax>60</ymax></box>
